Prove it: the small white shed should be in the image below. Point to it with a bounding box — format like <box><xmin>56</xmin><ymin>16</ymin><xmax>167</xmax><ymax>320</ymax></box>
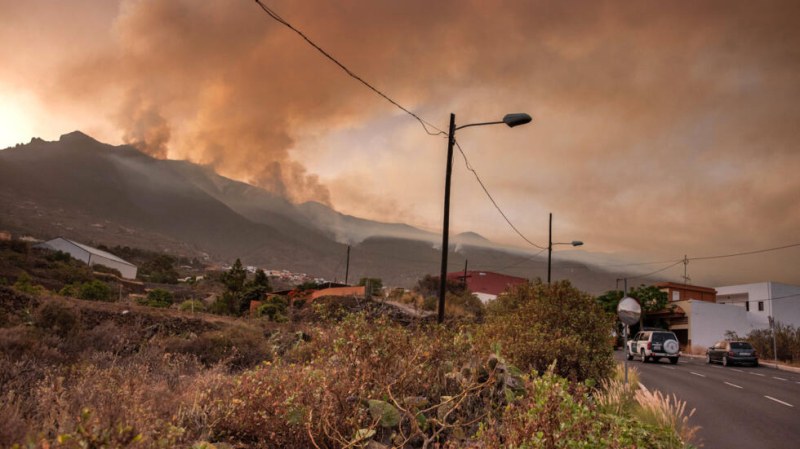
<box><xmin>36</xmin><ymin>237</ymin><xmax>138</xmax><ymax>279</ymax></box>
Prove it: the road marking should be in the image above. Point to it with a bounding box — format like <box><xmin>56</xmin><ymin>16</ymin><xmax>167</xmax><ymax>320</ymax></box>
<box><xmin>711</xmin><ymin>365</ymin><xmax>723</xmax><ymax>369</ymax></box>
<box><xmin>731</xmin><ymin>368</ymin><xmax>744</xmax><ymax>373</ymax></box>
<box><xmin>690</xmin><ymin>372</ymin><xmax>706</xmax><ymax>378</ymax></box>
<box><xmin>661</xmin><ymin>366</ymin><xmax>676</xmax><ymax>370</ymax></box>
<box><xmin>773</xmin><ymin>377</ymin><xmax>787</xmax><ymax>381</ymax></box>
<box><xmin>724</xmin><ymin>382</ymin><xmax>743</xmax><ymax>389</ymax></box>
<box><xmin>764</xmin><ymin>396</ymin><xmax>794</xmax><ymax>407</ymax></box>
<box><xmin>749</xmin><ymin>372</ymin><xmax>766</xmax><ymax>377</ymax></box>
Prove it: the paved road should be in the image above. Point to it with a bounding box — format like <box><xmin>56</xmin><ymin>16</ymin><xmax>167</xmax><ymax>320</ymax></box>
<box><xmin>614</xmin><ymin>350</ymin><xmax>800</xmax><ymax>449</ymax></box>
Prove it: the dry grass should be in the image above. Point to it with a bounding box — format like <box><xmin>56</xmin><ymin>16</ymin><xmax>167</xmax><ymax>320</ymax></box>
<box><xmin>634</xmin><ymin>387</ymin><xmax>700</xmax><ymax>447</ymax></box>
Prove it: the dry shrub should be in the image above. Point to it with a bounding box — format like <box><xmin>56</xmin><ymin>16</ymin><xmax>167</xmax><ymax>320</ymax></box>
<box><xmin>2</xmin><ymin>351</ymin><xmax>226</xmax><ymax>448</ymax></box>
<box><xmin>635</xmin><ymin>387</ymin><xmax>699</xmax><ymax>446</ymax></box>
<box><xmin>477</xmin><ymin>280</ymin><xmax>615</xmax><ymax>383</ymax></box>
<box><xmin>161</xmin><ymin>324</ymin><xmax>272</xmax><ymax>369</ymax></box>
<box><xmin>33</xmin><ymin>300</ymin><xmax>81</xmax><ymax>337</ymax></box>
<box><xmin>211</xmin><ymin>313</ymin><xmax>476</xmax><ymax>447</ymax></box>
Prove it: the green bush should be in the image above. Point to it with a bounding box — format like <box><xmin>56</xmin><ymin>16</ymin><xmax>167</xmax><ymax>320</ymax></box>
<box><xmin>137</xmin><ymin>289</ymin><xmax>174</xmax><ymax>308</ymax></box>
<box><xmin>77</xmin><ymin>280</ymin><xmax>113</xmax><ymax>301</ymax></box>
<box><xmin>257</xmin><ymin>296</ymin><xmax>288</xmax><ymax>321</ymax></box>
<box><xmin>178</xmin><ymin>299</ymin><xmax>206</xmax><ymax>312</ymax></box>
<box><xmin>476</xmin><ymin>280</ymin><xmax>615</xmax><ymax>383</ymax></box>
<box><xmin>474</xmin><ymin>368</ymin><xmax>686</xmax><ymax>448</ymax></box>
<box><xmin>12</xmin><ymin>273</ymin><xmax>48</xmax><ymax>296</ymax></box>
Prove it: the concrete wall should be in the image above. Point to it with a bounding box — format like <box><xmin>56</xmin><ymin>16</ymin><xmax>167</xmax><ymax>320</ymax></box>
<box><xmin>771</xmin><ymin>282</ymin><xmax>800</xmax><ymax>327</ymax></box>
<box><xmin>716</xmin><ymin>282</ymin><xmax>800</xmax><ymax>329</ymax></box>
<box><xmin>689</xmin><ymin>300</ymin><xmax>750</xmax><ymax>349</ymax></box>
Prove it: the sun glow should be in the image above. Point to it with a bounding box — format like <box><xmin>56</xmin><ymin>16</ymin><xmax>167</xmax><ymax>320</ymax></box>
<box><xmin>0</xmin><ymin>90</ymin><xmax>37</xmax><ymax>149</ymax></box>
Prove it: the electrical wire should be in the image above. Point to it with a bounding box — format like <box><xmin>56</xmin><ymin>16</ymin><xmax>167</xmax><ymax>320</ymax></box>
<box><xmin>626</xmin><ymin>260</ymin><xmax>684</xmax><ymax>281</ymax></box>
<box><xmin>454</xmin><ymin>139</ymin><xmax>547</xmax><ymax>250</ymax></box>
<box><xmin>689</xmin><ymin>243</ymin><xmax>800</xmax><ymax>261</ymax></box>
<box><xmin>253</xmin><ymin>0</ymin><xmax>446</xmax><ymax>137</ymax></box>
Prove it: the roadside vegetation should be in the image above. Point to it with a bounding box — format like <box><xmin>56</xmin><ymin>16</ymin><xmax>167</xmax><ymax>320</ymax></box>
<box><xmin>0</xmin><ymin>239</ymin><xmax>699</xmax><ymax>448</ymax></box>
<box><xmin>727</xmin><ymin>324</ymin><xmax>800</xmax><ymax>364</ymax></box>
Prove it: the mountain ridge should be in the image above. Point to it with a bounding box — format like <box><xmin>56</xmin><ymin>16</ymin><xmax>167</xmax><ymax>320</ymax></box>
<box><xmin>0</xmin><ymin>131</ymin><xmax>614</xmax><ymax>291</ymax></box>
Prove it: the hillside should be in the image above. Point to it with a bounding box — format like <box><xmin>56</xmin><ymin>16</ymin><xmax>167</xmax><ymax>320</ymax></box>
<box><xmin>0</xmin><ymin>132</ymin><xmax>619</xmax><ymax>292</ymax></box>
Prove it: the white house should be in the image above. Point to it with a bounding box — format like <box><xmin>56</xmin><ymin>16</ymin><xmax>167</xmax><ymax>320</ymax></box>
<box><xmin>716</xmin><ymin>282</ymin><xmax>800</xmax><ymax>330</ymax></box>
<box><xmin>35</xmin><ymin>237</ymin><xmax>138</xmax><ymax>280</ymax></box>
<box><xmin>665</xmin><ymin>282</ymin><xmax>800</xmax><ymax>351</ymax></box>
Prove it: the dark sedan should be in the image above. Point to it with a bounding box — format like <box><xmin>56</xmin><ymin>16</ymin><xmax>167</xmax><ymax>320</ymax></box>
<box><xmin>706</xmin><ymin>340</ymin><xmax>759</xmax><ymax>367</ymax></box>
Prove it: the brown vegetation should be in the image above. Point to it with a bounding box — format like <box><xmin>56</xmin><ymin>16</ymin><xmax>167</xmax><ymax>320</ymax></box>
<box><xmin>0</xmin><ymin>278</ymin><xmax>696</xmax><ymax>448</ymax></box>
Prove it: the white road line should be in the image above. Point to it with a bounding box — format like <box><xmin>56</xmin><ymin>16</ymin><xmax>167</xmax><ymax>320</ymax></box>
<box><xmin>690</xmin><ymin>372</ymin><xmax>706</xmax><ymax>378</ymax></box>
<box><xmin>711</xmin><ymin>365</ymin><xmax>723</xmax><ymax>369</ymax></box>
<box><xmin>764</xmin><ymin>396</ymin><xmax>794</xmax><ymax>407</ymax></box>
<box><xmin>773</xmin><ymin>377</ymin><xmax>788</xmax><ymax>381</ymax></box>
<box><xmin>749</xmin><ymin>372</ymin><xmax>766</xmax><ymax>377</ymax></box>
<box><xmin>661</xmin><ymin>366</ymin><xmax>676</xmax><ymax>370</ymax></box>
<box><xmin>724</xmin><ymin>382</ymin><xmax>743</xmax><ymax>389</ymax></box>
<box><xmin>731</xmin><ymin>368</ymin><xmax>744</xmax><ymax>373</ymax></box>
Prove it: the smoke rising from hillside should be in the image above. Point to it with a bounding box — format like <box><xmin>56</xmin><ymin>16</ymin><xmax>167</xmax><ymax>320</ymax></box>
<box><xmin>2</xmin><ymin>0</ymin><xmax>800</xmax><ymax>285</ymax></box>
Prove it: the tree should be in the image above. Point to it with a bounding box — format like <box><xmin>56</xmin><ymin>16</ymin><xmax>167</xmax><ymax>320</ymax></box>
<box><xmin>595</xmin><ymin>290</ymin><xmax>624</xmax><ymax>316</ymax></box>
<box><xmin>414</xmin><ymin>274</ymin><xmax>465</xmax><ymax>298</ymax></box>
<box><xmin>78</xmin><ymin>280</ymin><xmax>113</xmax><ymax>301</ymax></box>
<box><xmin>239</xmin><ymin>269</ymin><xmax>273</xmax><ymax>315</ymax></box>
<box><xmin>358</xmin><ymin>277</ymin><xmax>383</xmax><ymax>295</ymax></box>
<box><xmin>139</xmin><ymin>254</ymin><xmax>179</xmax><ymax>284</ymax></box>
<box><xmin>598</xmin><ymin>285</ymin><xmax>668</xmax><ymax>331</ymax></box>
<box><xmin>628</xmin><ymin>284</ymin><xmax>668</xmax><ymax>313</ymax></box>
<box><xmin>220</xmin><ymin>259</ymin><xmax>247</xmax><ymax>294</ymax></box>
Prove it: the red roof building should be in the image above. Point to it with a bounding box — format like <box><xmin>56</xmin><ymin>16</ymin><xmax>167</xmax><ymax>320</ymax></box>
<box><xmin>447</xmin><ymin>270</ymin><xmax>528</xmax><ymax>303</ymax></box>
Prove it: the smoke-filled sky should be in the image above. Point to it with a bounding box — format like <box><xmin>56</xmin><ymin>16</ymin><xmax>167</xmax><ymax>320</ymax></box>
<box><xmin>1</xmin><ymin>0</ymin><xmax>799</xmax><ymax>286</ymax></box>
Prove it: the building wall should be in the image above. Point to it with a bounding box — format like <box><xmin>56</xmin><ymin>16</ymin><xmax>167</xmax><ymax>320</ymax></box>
<box><xmin>38</xmin><ymin>238</ymin><xmax>138</xmax><ymax>279</ymax></box>
<box><xmin>89</xmin><ymin>254</ymin><xmax>138</xmax><ymax>280</ymax></box>
<box><xmin>41</xmin><ymin>238</ymin><xmax>92</xmax><ymax>264</ymax></box>
<box><xmin>688</xmin><ymin>300</ymin><xmax>751</xmax><ymax>350</ymax></box>
<box><xmin>715</xmin><ymin>282</ymin><xmax>800</xmax><ymax>329</ymax></box>
<box><xmin>771</xmin><ymin>282</ymin><xmax>800</xmax><ymax>327</ymax></box>
<box><xmin>658</xmin><ymin>283</ymin><xmax>716</xmax><ymax>303</ymax></box>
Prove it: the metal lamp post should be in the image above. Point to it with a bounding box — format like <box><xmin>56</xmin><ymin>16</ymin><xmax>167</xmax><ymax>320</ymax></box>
<box><xmin>438</xmin><ymin>112</ymin><xmax>532</xmax><ymax>324</ymax></box>
<box><xmin>546</xmin><ymin>212</ymin><xmax>583</xmax><ymax>284</ymax></box>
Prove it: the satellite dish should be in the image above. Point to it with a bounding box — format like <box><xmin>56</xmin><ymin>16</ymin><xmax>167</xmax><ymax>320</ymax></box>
<box><xmin>617</xmin><ymin>296</ymin><xmax>641</xmax><ymax>326</ymax></box>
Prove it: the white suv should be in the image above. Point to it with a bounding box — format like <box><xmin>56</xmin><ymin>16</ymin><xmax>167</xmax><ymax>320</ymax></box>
<box><xmin>627</xmin><ymin>330</ymin><xmax>680</xmax><ymax>364</ymax></box>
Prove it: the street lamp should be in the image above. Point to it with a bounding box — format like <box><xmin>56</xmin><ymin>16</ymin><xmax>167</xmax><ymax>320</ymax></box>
<box><xmin>547</xmin><ymin>212</ymin><xmax>583</xmax><ymax>284</ymax></box>
<box><xmin>438</xmin><ymin>112</ymin><xmax>532</xmax><ymax>323</ymax></box>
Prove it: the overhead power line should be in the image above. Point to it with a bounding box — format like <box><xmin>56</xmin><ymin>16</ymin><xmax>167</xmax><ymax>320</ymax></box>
<box><xmin>607</xmin><ymin>242</ymin><xmax>800</xmax><ymax>269</ymax></box>
<box><xmin>454</xmin><ymin>140</ymin><xmax>547</xmax><ymax>250</ymax></box>
<box><xmin>252</xmin><ymin>1</ymin><xmax>551</xmax><ymax>253</ymax></box>
<box><xmin>689</xmin><ymin>242</ymin><xmax>800</xmax><ymax>261</ymax></box>
<box><xmin>252</xmin><ymin>0</ymin><xmax>446</xmax><ymax>136</ymax></box>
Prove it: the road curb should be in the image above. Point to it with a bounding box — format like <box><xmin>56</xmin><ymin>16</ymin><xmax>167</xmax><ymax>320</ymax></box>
<box><xmin>681</xmin><ymin>352</ymin><xmax>800</xmax><ymax>374</ymax></box>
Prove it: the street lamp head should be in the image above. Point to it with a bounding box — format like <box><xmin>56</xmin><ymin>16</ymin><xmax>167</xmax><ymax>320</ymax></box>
<box><xmin>502</xmin><ymin>113</ymin><xmax>532</xmax><ymax>128</ymax></box>
<box><xmin>571</xmin><ymin>240</ymin><xmax>584</xmax><ymax>247</ymax></box>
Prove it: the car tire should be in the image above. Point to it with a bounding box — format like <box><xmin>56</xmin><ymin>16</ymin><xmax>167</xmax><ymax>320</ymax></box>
<box><xmin>706</xmin><ymin>354</ymin><xmax>711</xmax><ymax>364</ymax></box>
<box><xmin>669</xmin><ymin>357</ymin><xmax>679</xmax><ymax>365</ymax></box>
<box><xmin>626</xmin><ymin>351</ymin><xmax>633</xmax><ymax>361</ymax></box>
<box><xmin>722</xmin><ymin>356</ymin><xmax>728</xmax><ymax>367</ymax></box>
<box><xmin>753</xmin><ymin>360</ymin><xmax>759</xmax><ymax>368</ymax></box>
<box><xmin>640</xmin><ymin>350</ymin><xmax>647</xmax><ymax>363</ymax></box>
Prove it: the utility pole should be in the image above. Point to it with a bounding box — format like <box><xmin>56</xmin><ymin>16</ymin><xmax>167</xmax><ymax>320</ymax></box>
<box><xmin>438</xmin><ymin>113</ymin><xmax>456</xmax><ymax>324</ymax></box>
<box><xmin>463</xmin><ymin>259</ymin><xmax>468</xmax><ymax>288</ymax></box>
<box><xmin>682</xmin><ymin>255</ymin><xmax>690</xmax><ymax>284</ymax></box>
<box><xmin>344</xmin><ymin>245</ymin><xmax>351</xmax><ymax>285</ymax></box>
<box><xmin>547</xmin><ymin>213</ymin><xmax>552</xmax><ymax>284</ymax></box>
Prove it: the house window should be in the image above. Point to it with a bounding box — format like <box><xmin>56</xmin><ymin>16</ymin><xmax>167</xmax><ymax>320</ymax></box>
<box><xmin>745</xmin><ymin>301</ymin><xmax>750</xmax><ymax>312</ymax></box>
<box><xmin>672</xmin><ymin>291</ymin><xmax>680</xmax><ymax>301</ymax></box>
<box><xmin>758</xmin><ymin>301</ymin><xmax>764</xmax><ymax>312</ymax></box>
